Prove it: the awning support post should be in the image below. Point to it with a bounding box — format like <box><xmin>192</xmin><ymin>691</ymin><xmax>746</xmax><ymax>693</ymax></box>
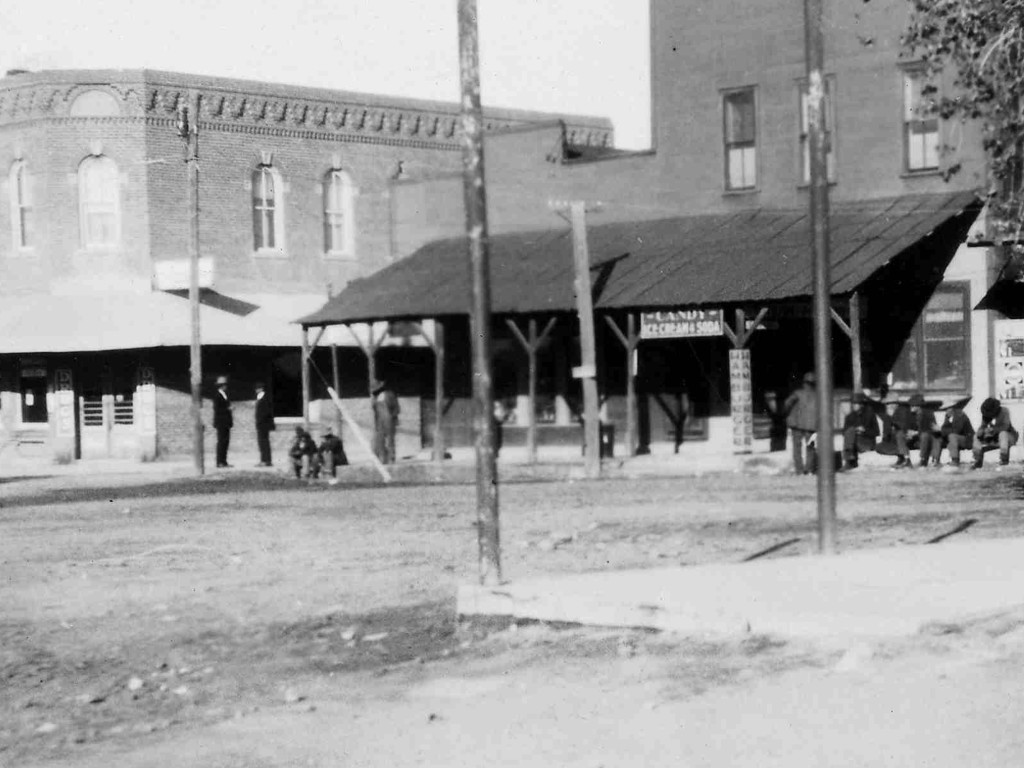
<box><xmin>723</xmin><ymin>307</ymin><xmax>769</xmax><ymax>349</ymax></box>
<box><xmin>414</xmin><ymin>320</ymin><xmax>448</xmax><ymax>464</ymax></box>
<box><xmin>829</xmin><ymin>293</ymin><xmax>863</xmax><ymax>393</ymax></box>
<box><xmin>850</xmin><ymin>292</ymin><xmax>863</xmax><ymax>394</ymax></box>
<box><xmin>330</xmin><ymin>342</ymin><xmax>342</xmax><ymax>435</ymax></box>
<box><xmin>568</xmin><ymin>201</ymin><xmax>601</xmax><ymax>479</ymax></box>
<box><xmin>300</xmin><ymin>327</ymin><xmax>311</xmax><ymax>431</ymax></box>
<box><xmin>506</xmin><ymin>316</ymin><xmax>557</xmax><ymax>464</ymax></box>
<box><xmin>604</xmin><ymin>312</ymin><xmax>639</xmax><ymax>457</ymax></box>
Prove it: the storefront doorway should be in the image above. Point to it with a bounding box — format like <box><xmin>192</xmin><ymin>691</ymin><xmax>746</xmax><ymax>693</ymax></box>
<box><xmin>78</xmin><ymin>365</ymin><xmax>136</xmax><ymax>458</ymax></box>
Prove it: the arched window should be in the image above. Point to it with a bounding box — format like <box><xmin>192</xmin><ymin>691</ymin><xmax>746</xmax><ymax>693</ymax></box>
<box><xmin>323</xmin><ymin>169</ymin><xmax>354</xmax><ymax>256</ymax></box>
<box><xmin>252</xmin><ymin>165</ymin><xmax>284</xmax><ymax>252</ymax></box>
<box><xmin>68</xmin><ymin>89</ymin><xmax>121</xmax><ymax>117</ymax></box>
<box><xmin>9</xmin><ymin>160</ymin><xmax>32</xmax><ymax>249</ymax></box>
<box><xmin>78</xmin><ymin>156</ymin><xmax>120</xmax><ymax>247</ymax></box>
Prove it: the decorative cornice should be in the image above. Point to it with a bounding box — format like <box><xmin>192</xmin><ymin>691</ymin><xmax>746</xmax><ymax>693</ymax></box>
<box><xmin>0</xmin><ymin>75</ymin><xmax>614</xmax><ymax>150</ymax></box>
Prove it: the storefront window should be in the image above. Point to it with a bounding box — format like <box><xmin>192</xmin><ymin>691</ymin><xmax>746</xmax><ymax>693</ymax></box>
<box><xmin>891</xmin><ymin>283</ymin><xmax>970</xmax><ymax>392</ymax></box>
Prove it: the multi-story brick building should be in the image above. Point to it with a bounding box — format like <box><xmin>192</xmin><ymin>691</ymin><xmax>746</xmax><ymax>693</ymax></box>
<box><xmin>0</xmin><ymin>68</ymin><xmax>612</xmax><ymax>463</ymax></box>
<box><xmin>322</xmin><ymin>0</ymin><xmax>1008</xmax><ymax>452</ymax></box>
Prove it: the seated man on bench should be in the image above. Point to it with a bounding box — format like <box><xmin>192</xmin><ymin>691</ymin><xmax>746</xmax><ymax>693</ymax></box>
<box><xmin>842</xmin><ymin>392</ymin><xmax>880</xmax><ymax>470</ymax></box>
<box><xmin>940</xmin><ymin>401</ymin><xmax>974</xmax><ymax>469</ymax></box>
<box><xmin>972</xmin><ymin>397</ymin><xmax>1018</xmax><ymax>469</ymax></box>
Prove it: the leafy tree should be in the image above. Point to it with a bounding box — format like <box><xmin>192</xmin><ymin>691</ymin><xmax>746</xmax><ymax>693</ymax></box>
<box><xmin>901</xmin><ymin>0</ymin><xmax>1024</xmax><ymax>241</ymax></box>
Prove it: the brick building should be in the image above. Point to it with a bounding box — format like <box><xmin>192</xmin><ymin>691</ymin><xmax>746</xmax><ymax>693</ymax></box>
<box><xmin>0</xmin><ymin>68</ymin><xmax>612</xmax><ymax>463</ymax></box>
<box><xmin>315</xmin><ymin>0</ymin><xmax>1007</xmax><ymax>454</ymax></box>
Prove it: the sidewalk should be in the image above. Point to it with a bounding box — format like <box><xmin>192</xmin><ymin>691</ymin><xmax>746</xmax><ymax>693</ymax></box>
<box><xmin>458</xmin><ymin>536</ymin><xmax>1024</xmax><ymax>638</ymax></box>
<box><xmin>0</xmin><ymin>438</ymin><xmax>1008</xmax><ymax>482</ymax></box>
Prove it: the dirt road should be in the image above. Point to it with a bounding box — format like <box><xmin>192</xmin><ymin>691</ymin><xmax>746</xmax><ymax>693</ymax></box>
<box><xmin>3</xmin><ymin>466</ymin><xmax>1024</xmax><ymax>766</ymax></box>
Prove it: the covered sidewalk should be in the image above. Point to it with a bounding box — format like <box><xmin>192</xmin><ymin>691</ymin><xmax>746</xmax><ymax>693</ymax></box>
<box><xmin>298</xmin><ymin>192</ymin><xmax>982</xmax><ymax>462</ymax></box>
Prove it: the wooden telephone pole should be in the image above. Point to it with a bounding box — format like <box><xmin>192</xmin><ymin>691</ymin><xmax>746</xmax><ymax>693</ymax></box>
<box><xmin>458</xmin><ymin>0</ymin><xmax>501</xmax><ymax>586</ymax></box>
<box><xmin>804</xmin><ymin>0</ymin><xmax>836</xmax><ymax>553</ymax></box>
<box><xmin>178</xmin><ymin>96</ymin><xmax>204</xmax><ymax>476</ymax></box>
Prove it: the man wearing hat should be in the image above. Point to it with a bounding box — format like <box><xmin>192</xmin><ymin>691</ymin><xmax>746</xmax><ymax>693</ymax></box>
<box><xmin>910</xmin><ymin>394</ymin><xmax>942</xmax><ymax>468</ymax></box>
<box><xmin>254</xmin><ymin>382</ymin><xmax>274</xmax><ymax>467</ymax></box>
<box><xmin>841</xmin><ymin>392</ymin><xmax>880</xmax><ymax>470</ymax></box>
<box><xmin>371</xmin><ymin>378</ymin><xmax>400</xmax><ymax>465</ymax></box>
<box><xmin>783</xmin><ymin>371</ymin><xmax>818</xmax><ymax>474</ymax></box>
<box><xmin>212</xmin><ymin>375</ymin><xmax>233</xmax><ymax>468</ymax></box>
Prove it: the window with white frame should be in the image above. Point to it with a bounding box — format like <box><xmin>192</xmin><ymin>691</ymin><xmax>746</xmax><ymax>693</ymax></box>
<box><xmin>252</xmin><ymin>165</ymin><xmax>284</xmax><ymax>252</ymax></box>
<box><xmin>903</xmin><ymin>70</ymin><xmax>940</xmax><ymax>172</ymax></box>
<box><xmin>723</xmin><ymin>88</ymin><xmax>757</xmax><ymax>191</ymax></box>
<box><xmin>799</xmin><ymin>77</ymin><xmax>837</xmax><ymax>184</ymax></box>
<box><xmin>323</xmin><ymin>169</ymin><xmax>354</xmax><ymax>256</ymax></box>
<box><xmin>9</xmin><ymin>160</ymin><xmax>32</xmax><ymax>249</ymax></box>
<box><xmin>78</xmin><ymin>156</ymin><xmax>120</xmax><ymax>247</ymax></box>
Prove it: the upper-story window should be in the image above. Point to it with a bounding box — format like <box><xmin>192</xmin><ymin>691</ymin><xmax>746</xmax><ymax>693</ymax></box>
<box><xmin>9</xmin><ymin>160</ymin><xmax>33</xmax><ymax>249</ymax></box>
<box><xmin>903</xmin><ymin>70</ymin><xmax>939</xmax><ymax>172</ymax></box>
<box><xmin>68</xmin><ymin>89</ymin><xmax>121</xmax><ymax>117</ymax></box>
<box><xmin>723</xmin><ymin>87</ymin><xmax>757</xmax><ymax>191</ymax></box>
<box><xmin>799</xmin><ymin>77</ymin><xmax>837</xmax><ymax>185</ymax></box>
<box><xmin>252</xmin><ymin>165</ymin><xmax>284</xmax><ymax>253</ymax></box>
<box><xmin>323</xmin><ymin>169</ymin><xmax>354</xmax><ymax>256</ymax></box>
<box><xmin>78</xmin><ymin>156</ymin><xmax>120</xmax><ymax>247</ymax></box>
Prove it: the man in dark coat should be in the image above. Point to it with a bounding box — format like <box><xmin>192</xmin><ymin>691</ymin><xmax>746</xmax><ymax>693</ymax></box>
<box><xmin>213</xmin><ymin>375</ymin><xmax>233</xmax><ymax>468</ymax></box>
<box><xmin>972</xmin><ymin>397</ymin><xmax>1018</xmax><ymax>469</ymax></box>
<box><xmin>841</xmin><ymin>392</ymin><xmax>880</xmax><ymax>470</ymax></box>
<box><xmin>318</xmin><ymin>426</ymin><xmax>348</xmax><ymax>479</ymax></box>
<box><xmin>371</xmin><ymin>379</ymin><xmax>400</xmax><ymax>465</ymax></box>
<box><xmin>940</xmin><ymin>402</ymin><xmax>974</xmax><ymax>469</ymax></box>
<box><xmin>254</xmin><ymin>382</ymin><xmax>274</xmax><ymax>467</ymax></box>
<box><xmin>783</xmin><ymin>371</ymin><xmax>817</xmax><ymax>475</ymax></box>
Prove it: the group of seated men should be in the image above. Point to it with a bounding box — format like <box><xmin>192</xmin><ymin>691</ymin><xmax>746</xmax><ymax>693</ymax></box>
<box><xmin>288</xmin><ymin>425</ymin><xmax>349</xmax><ymax>480</ymax></box>
<box><xmin>842</xmin><ymin>392</ymin><xmax>1018</xmax><ymax>471</ymax></box>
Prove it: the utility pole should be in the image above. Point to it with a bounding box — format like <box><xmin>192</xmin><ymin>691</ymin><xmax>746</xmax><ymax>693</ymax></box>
<box><xmin>804</xmin><ymin>0</ymin><xmax>835</xmax><ymax>553</ymax></box>
<box><xmin>178</xmin><ymin>96</ymin><xmax>204</xmax><ymax>476</ymax></box>
<box><xmin>458</xmin><ymin>0</ymin><xmax>501</xmax><ymax>586</ymax></box>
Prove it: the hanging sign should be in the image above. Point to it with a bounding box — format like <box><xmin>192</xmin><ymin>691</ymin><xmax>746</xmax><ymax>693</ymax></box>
<box><xmin>640</xmin><ymin>309</ymin><xmax>724</xmax><ymax>339</ymax></box>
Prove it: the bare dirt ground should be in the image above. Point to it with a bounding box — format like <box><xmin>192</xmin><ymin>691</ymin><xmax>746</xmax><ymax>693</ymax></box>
<box><xmin>3</xmin><ymin>463</ymin><xmax>1024</xmax><ymax>767</ymax></box>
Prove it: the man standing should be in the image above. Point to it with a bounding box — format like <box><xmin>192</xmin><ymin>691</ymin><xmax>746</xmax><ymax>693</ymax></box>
<box><xmin>784</xmin><ymin>372</ymin><xmax>817</xmax><ymax>475</ymax></box>
<box><xmin>213</xmin><ymin>375</ymin><xmax>233</xmax><ymax>468</ymax></box>
<box><xmin>372</xmin><ymin>379</ymin><xmax>400</xmax><ymax>465</ymax></box>
<box><xmin>254</xmin><ymin>382</ymin><xmax>274</xmax><ymax>467</ymax></box>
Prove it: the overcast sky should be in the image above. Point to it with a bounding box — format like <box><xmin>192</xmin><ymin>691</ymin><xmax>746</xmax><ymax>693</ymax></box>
<box><xmin>0</xmin><ymin>0</ymin><xmax>651</xmax><ymax>149</ymax></box>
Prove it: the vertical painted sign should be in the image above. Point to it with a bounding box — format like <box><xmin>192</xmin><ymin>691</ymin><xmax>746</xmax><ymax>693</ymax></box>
<box><xmin>55</xmin><ymin>369</ymin><xmax>74</xmax><ymax>436</ymax></box>
<box><xmin>729</xmin><ymin>349</ymin><xmax>753</xmax><ymax>453</ymax></box>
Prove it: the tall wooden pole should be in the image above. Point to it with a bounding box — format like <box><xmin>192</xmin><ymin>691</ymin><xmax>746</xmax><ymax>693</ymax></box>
<box><xmin>570</xmin><ymin>201</ymin><xmax>601</xmax><ymax>479</ymax></box>
<box><xmin>179</xmin><ymin>95</ymin><xmax>204</xmax><ymax>476</ymax></box>
<box><xmin>805</xmin><ymin>0</ymin><xmax>836</xmax><ymax>554</ymax></box>
<box><xmin>458</xmin><ymin>0</ymin><xmax>501</xmax><ymax>586</ymax></box>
